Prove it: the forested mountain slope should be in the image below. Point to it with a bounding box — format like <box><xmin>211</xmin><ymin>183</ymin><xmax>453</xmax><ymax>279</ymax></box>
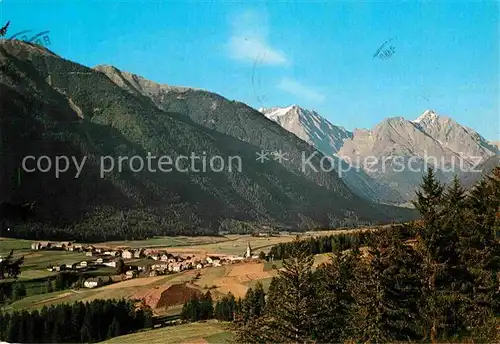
<box><xmin>0</xmin><ymin>41</ymin><xmax>413</xmax><ymax>240</ymax></box>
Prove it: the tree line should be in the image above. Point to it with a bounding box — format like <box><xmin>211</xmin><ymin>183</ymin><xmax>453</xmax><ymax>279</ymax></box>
<box><xmin>179</xmin><ymin>286</ymin><xmax>263</xmax><ymax>324</ymax></box>
<box><xmin>0</xmin><ymin>299</ymin><xmax>153</xmax><ymax>343</ymax></box>
<box><xmin>232</xmin><ymin>168</ymin><xmax>500</xmax><ymax>343</ymax></box>
<box><xmin>268</xmin><ymin>224</ymin><xmax>413</xmax><ymax>260</ymax></box>
<box><xmin>177</xmin><ymin>168</ymin><xmax>500</xmax><ymax>342</ymax></box>
<box><xmin>0</xmin><ymin>271</ymin><xmax>109</xmax><ymax>306</ymax></box>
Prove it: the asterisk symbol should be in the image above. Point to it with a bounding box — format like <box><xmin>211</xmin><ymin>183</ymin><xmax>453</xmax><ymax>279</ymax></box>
<box><xmin>272</xmin><ymin>150</ymin><xmax>289</xmax><ymax>163</ymax></box>
<box><xmin>256</xmin><ymin>150</ymin><xmax>270</xmax><ymax>163</ymax></box>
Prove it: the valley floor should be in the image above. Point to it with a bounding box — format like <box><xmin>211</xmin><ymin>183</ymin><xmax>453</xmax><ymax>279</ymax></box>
<box><xmin>100</xmin><ymin>320</ymin><xmax>233</xmax><ymax>344</ymax></box>
<box><xmin>0</xmin><ymin>227</ymin><xmax>376</xmax><ymax>340</ymax></box>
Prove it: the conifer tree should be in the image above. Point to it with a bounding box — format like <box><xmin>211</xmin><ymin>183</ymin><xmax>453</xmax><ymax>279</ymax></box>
<box><xmin>241</xmin><ymin>282</ymin><xmax>265</xmax><ymax>320</ymax></box>
<box><xmin>413</xmin><ymin>170</ymin><xmax>497</xmax><ymax>341</ymax></box>
<box><xmin>107</xmin><ymin>317</ymin><xmax>121</xmax><ymax>339</ymax></box>
<box><xmin>314</xmin><ymin>249</ymin><xmax>359</xmax><ymax>342</ymax></box>
<box><xmin>254</xmin><ymin>282</ymin><xmax>266</xmax><ymax>317</ymax></box>
<box><xmin>200</xmin><ymin>291</ymin><xmax>213</xmax><ymax>320</ymax></box>
<box><xmin>351</xmin><ymin>228</ymin><xmax>424</xmax><ymax>342</ymax></box>
<box><xmin>6</xmin><ymin>311</ymin><xmax>20</xmax><ymax>342</ymax></box>
<box><xmin>457</xmin><ymin>169</ymin><xmax>500</xmax><ymax>340</ymax></box>
<box><xmin>214</xmin><ymin>292</ymin><xmax>236</xmax><ymax>321</ymax></box>
<box><xmin>413</xmin><ymin>168</ymin><xmax>458</xmax><ymax>341</ymax></box>
<box><xmin>226</xmin><ymin>292</ymin><xmax>236</xmax><ymax>321</ymax></box>
<box><xmin>214</xmin><ymin>298</ymin><xmax>223</xmax><ymax>320</ymax></box>
<box><xmin>241</xmin><ymin>287</ymin><xmax>254</xmax><ymax>324</ymax></box>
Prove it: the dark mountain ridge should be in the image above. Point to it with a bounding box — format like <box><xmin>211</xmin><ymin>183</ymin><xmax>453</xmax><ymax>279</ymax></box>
<box><xmin>0</xmin><ymin>40</ymin><xmax>414</xmax><ymax>240</ymax></box>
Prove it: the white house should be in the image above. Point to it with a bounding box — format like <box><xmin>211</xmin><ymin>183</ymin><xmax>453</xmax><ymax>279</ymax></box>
<box><xmin>229</xmin><ymin>256</ymin><xmax>244</xmax><ymax>263</ymax></box>
<box><xmin>122</xmin><ymin>250</ymin><xmax>133</xmax><ymax>259</ymax></box>
<box><xmin>152</xmin><ymin>262</ymin><xmax>168</xmax><ymax>270</ymax></box>
<box><xmin>125</xmin><ymin>270</ymin><xmax>137</xmax><ymax>279</ymax></box>
<box><xmin>66</xmin><ymin>263</ymin><xmax>78</xmax><ymax>269</ymax></box>
<box><xmin>84</xmin><ymin>278</ymin><xmax>100</xmax><ymax>288</ymax></box>
<box><xmin>104</xmin><ymin>260</ymin><xmax>117</xmax><ymax>268</ymax></box>
<box><xmin>96</xmin><ymin>257</ymin><xmax>107</xmax><ymax>264</ymax></box>
<box><xmin>171</xmin><ymin>263</ymin><xmax>183</xmax><ymax>272</ymax></box>
<box><xmin>84</xmin><ymin>276</ymin><xmax>111</xmax><ymax>288</ymax></box>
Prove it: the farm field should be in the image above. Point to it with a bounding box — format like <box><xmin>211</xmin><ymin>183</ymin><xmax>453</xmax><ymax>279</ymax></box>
<box><xmin>0</xmin><ymin>237</ymin><xmax>32</xmax><ymax>254</ymax></box>
<box><xmin>96</xmin><ymin>236</ymin><xmax>229</xmax><ymax>249</ymax></box>
<box><xmin>101</xmin><ymin>320</ymin><xmax>234</xmax><ymax>344</ymax></box>
<box><xmin>6</xmin><ymin>258</ymin><xmax>281</xmax><ymax>311</ymax></box>
<box><xmin>164</xmin><ymin>234</ymin><xmax>297</xmax><ymax>257</ymax></box>
<box><xmin>0</xmin><ymin>227</ymin><xmax>372</xmax><ymax>314</ymax></box>
<box><xmin>4</xmin><ymin>271</ymin><xmax>195</xmax><ymax>312</ymax></box>
<box><xmin>0</xmin><ymin>226</ymin><xmax>374</xmax><ymax>266</ymax></box>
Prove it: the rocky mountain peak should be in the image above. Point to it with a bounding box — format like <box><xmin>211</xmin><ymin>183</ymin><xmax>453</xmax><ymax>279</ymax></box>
<box><xmin>259</xmin><ymin>106</ymin><xmax>352</xmax><ymax>151</ymax></box>
<box><xmin>266</xmin><ymin>104</ymin><xmax>498</xmax><ymax>201</ymax></box>
<box><xmin>413</xmin><ymin>109</ymin><xmax>440</xmax><ymax>124</ymax></box>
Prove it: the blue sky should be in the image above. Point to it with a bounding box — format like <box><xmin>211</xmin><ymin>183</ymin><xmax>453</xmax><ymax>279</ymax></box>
<box><xmin>2</xmin><ymin>1</ymin><xmax>499</xmax><ymax>140</ymax></box>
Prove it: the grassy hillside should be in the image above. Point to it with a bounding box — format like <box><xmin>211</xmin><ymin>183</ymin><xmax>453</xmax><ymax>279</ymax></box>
<box><xmin>101</xmin><ymin>321</ymin><xmax>233</xmax><ymax>344</ymax></box>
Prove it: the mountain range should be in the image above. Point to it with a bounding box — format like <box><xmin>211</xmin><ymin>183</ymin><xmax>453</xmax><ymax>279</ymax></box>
<box><xmin>261</xmin><ymin>106</ymin><xmax>499</xmax><ymax>200</ymax></box>
<box><xmin>0</xmin><ymin>40</ymin><xmax>413</xmax><ymax>240</ymax></box>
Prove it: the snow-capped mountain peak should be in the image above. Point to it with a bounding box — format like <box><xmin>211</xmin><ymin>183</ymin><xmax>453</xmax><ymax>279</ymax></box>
<box><xmin>265</xmin><ymin>105</ymin><xmax>499</xmax><ymax>202</ymax></box>
<box><xmin>260</xmin><ymin>105</ymin><xmax>298</xmax><ymax>120</ymax></box>
<box><xmin>412</xmin><ymin>110</ymin><xmax>440</xmax><ymax>124</ymax></box>
<box><xmin>259</xmin><ymin>105</ymin><xmax>352</xmax><ymax>154</ymax></box>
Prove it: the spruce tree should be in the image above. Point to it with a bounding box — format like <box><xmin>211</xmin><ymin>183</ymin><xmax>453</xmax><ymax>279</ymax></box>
<box><xmin>351</xmin><ymin>228</ymin><xmax>424</xmax><ymax>342</ymax></box>
<box><xmin>6</xmin><ymin>311</ymin><xmax>20</xmax><ymax>343</ymax></box>
<box><xmin>413</xmin><ymin>168</ymin><xmax>456</xmax><ymax>341</ymax></box>
<box><xmin>216</xmin><ymin>293</ymin><xmax>237</xmax><ymax>321</ymax></box>
<box><xmin>241</xmin><ymin>282</ymin><xmax>266</xmax><ymax>320</ymax></box>
<box><xmin>181</xmin><ymin>295</ymin><xmax>201</xmax><ymax>322</ymax></box>
<box><xmin>241</xmin><ymin>287</ymin><xmax>254</xmax><ymax>324</ymax></box>
<box><xmin>227</xmin><ymin>292</ymin><xmax>236</xmax><ymax>321</ymax></box>
<box><xmin>314</xmin><ymin>249</ymin><xmax>359</xmax><ymax>342</ymax></box>
<box><xmin>252</xmin><ymin>281</ymin><xmax>266</xmax><ymax>317</ymax></box>
<box><xmin>200</xmin><ymin>291</ymin><xmax>213</xmax><ymax>320</ymax></box>
<box><xmin>457</xmin><ymin>170</ymin><xmax>500</xmax><ymax>340</ymax></box>
<box><xmin>107</xmin><ymin>317</ymin><xmax>121</xmax><ymax>339</ymax></box>
<box><xmin>413</xmin><ymin>170</ymin><xmax>493</xmax><ymax>341</ymax></box>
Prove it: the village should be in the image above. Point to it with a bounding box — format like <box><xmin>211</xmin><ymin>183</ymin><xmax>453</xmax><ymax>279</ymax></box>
<box><xmin>30</xmin><ymin>240</ymin><xmax>261</xmax><ymax>289</ymax></box>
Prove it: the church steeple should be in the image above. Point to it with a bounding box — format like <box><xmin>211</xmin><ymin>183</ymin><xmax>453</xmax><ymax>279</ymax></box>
<box><xmin>245</xmin><ymin>242</ymin><xmax>252</xmax><ymax>258</ymax></box>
